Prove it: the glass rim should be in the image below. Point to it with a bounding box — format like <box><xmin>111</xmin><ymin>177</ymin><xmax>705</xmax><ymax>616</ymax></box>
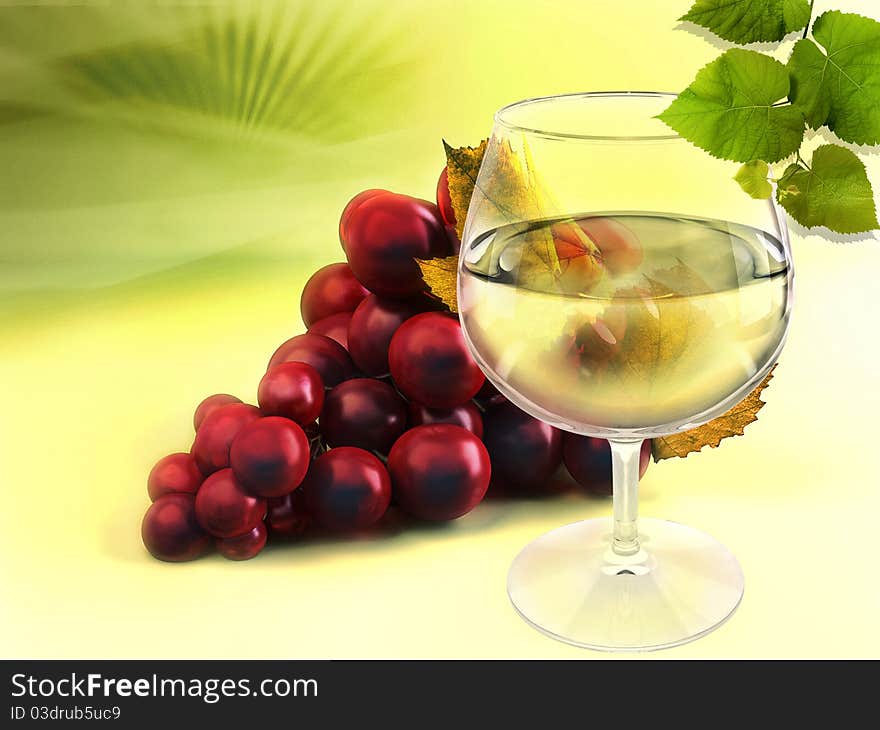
<box><xmin>493</xmin><ymin>91</ymin><xmax>681</xmax><ymax>142</ymax></box>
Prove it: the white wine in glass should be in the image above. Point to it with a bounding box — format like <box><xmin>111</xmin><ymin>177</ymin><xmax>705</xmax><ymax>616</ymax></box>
<box><xmin>457</xmin><ymin>93</ymin><xmax>793</xmax><ymax>650</ymax></box>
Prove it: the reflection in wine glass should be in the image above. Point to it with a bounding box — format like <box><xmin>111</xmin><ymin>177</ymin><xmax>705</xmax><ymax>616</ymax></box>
<box><xmin>457</xmin><ymin>92</ymin><xmax>793</xmax><ymax>650</ymax></box>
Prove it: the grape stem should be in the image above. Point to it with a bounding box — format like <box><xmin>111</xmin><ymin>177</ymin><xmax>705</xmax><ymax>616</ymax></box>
<box><xmin>609</xmin><ymin>438</ymin><xmax>643</xmax><ymax>557</ymax></box>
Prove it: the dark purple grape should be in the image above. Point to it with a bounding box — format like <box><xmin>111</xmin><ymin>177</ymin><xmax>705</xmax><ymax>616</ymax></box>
<box><xmin>482</xmin><ymin>401</ymin><xmax>562</xmax><ymax>493</ymax></box>
<box><xmin>301</xmin><ymin>447</ymin><xmax>391</xmax><ymax>531</ymax></box>
<box><xmin>408</xmin><ymin>401</ymin><xmax>483</xmax><ymax>438</ymax></box>
<box><xmin>320</xmin><ymin>378</ymin><xmax>407</xmax><ymax>454</ymax></box>
<box><xmin>562</xmin><ymin>434</ymin><xmax>651</xmax><ymax>496</ymax></box>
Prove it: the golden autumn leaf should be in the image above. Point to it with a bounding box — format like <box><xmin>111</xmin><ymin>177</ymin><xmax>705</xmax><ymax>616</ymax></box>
<box><xmin>651</xmin><ymin>366</ymin><xmax>776</xmax><ymax>461</ymax></box>
<box><xmin>442</xmin><ymin>138</ymin><xmax>603</xmax><ymax>298</ymax></box>
<box><xmin>572</xmin><ymin>261</ymin><xmax>710</xmax><ymax>383</ymax></box>
<box><xmin>417</xmin><ymin>255</ymin><xmax>459</xmax><ymax>312</ymax></box>
<box><xmin>444</xmin><ymin>139</ymin><xmax>487</xmax><ymax>239</ymax></box>
<box><xmin>615</xmin><ymin>282</ymin><xmax>709</xmax><ymax>382</ymax></box>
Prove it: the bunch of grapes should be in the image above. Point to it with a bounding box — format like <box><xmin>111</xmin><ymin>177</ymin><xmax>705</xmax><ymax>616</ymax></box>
<box><xmin>141</xmin><ymin>169</ymin><xmax>652</xmax><ymax>562</ymax></box>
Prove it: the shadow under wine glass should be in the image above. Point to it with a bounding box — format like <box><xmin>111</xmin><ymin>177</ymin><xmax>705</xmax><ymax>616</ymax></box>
<box><xmin>457</xmin><ymin>91</ymin><xmax>793</xmax><ymax>650</ymax></box>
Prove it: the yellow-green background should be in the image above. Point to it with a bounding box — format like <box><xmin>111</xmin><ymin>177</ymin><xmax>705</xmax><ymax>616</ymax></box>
<box><xmin>2</xmin><ymin>0</ymin><xmax>879</xmax><ymax>658</ymax></box>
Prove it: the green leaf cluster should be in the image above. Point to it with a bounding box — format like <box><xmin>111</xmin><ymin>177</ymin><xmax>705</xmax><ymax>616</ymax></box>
<box><xmin>680</xmin><ymin>0</ymin><xmax>811</xmax><ymax>44</ymax></box>
<box><xmin>664</xmin><ymin>3</ymin><xmax>880</xmax><ymax>235</ymax></box>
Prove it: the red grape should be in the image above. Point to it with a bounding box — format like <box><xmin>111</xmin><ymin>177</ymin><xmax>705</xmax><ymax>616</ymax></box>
<box><xmin>195</xmin><ymin>468</ymin><xmax>266</xmax><ymax>538</ymax></box>
<box><xmin>267</xmin><ymin>333</ymin><xmax>354</xmax><ymax>387</ymax></box>
<box><xmin>266</xmin><ymin>489</ymin><xmax>311</xmax><ymax>539</ymax></box>
<box><xmin>216</xmin><ymin>523</ymin><xmax>267</xmax><ymax>561</ymax></box>
<box><xmin>258</xmin><ymin>362</ymin><xmax>324</xmax><ymax>426</ymax></box>
<box><xmin>579</xmin><ymin>216</ymin><xmax>643</xmax><ymax>275</ymax></box>
<box><xmin>435</xmin><ymin>167</ymin><xmax>461</xmax><ymax>254</ymax></box>
<box><xmin>339</xmin><ymin>189</ymin><xmax>389</xmax><ymax>250</ymax></box>
<box><xmin>300</xmin><ymin>262</ymin><xmax>368</xmax><ymax>327</ymax></box>
<box><xmin>191</xmin><ymin>403</ymin><xmax>262</xmax><ymax>475</ymax></box>
<box><xmin>320</xmin><ymin>378</ymin><xmax>407</xmax><ymax>454</ymax></box>
<box><xmin>387</xmin><ymin>424</ymin><xmax>490</xmax><ymax>521</ymax></box>
<box><xmin>308</xmin><ymin>312</ymin><xmax>352</xmax><ymax>349</ymax></box>
<box><xmin>408</xmin><ymin>401</ymin><xmax>483</xmax><ymax>439</ymax></box>
<box><xmin>344</xmin><ymin>192</ymin><xmax>453</xmax><ymax>298</ymax></box>
<box><xmin>347</xmin><ymin>294</ymin><xmax>437</xmax><ymax>376</ymax></box>
<box><xmin>388</xmin><ymin>312</ymin><xmax>485</xmax><ymax>408</ymax></box>
<box><xmin>436</xmin><ymin>166</ymin><xmax>456</xmax><ymax>228</ymax></box>
<box><xmin>229</xmin><ymin>417</ymin><xmax>310</xmax><ymax>498</ymax></box>
<box><xmin>193</xmin><ymin>394</ymin><xmax>242</xmax><ymax>431</ymax></box>
<box><xmin>482</xmin><ymin>402</ymin><xmax>562</xmax><ymax>492</ymax></box>
<box><xmin>142</xmin><ymin>493</ymin><xmax>212</xmax><ymax>562</ymax></box>
<box><xmin>301</xmin><ymin>447</ymin><xmax>391</xmax><ymax>531</ymax></box>
<box><xmin>548</xmin><ymin>221</ymin><xmax>606</xmax><ymax>295</ymax></box>
<box><xmin>147</xmin><ymin>452</ymin><xmax>202</xmax><ymax>502</ymax></box>
<box><xmin>562</xmin><ymin>434</ymin><xmax>651</xmax><ymax>496</ymax></box>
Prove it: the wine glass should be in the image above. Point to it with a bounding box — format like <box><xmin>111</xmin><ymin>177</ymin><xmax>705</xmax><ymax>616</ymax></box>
<box><xmin>457</xmin><ymin>91</ymin><xmax>793</xmax><ymax>651</ymax></box>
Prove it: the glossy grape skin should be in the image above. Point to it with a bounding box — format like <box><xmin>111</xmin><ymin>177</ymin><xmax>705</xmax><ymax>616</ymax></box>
<box><xmin>267</xmin><ymin>333</ymin><xmax>354</xmax><ymax>387</ymax></box>
<box><xmin>265</xmin><ymin>489</ymin><xmax>311</xmax><ymax>540</ymax></box>
<box><xmin>308</xmin><ymin>312</ymin><xmax>352</xmax><ymax>350</ymax></box>
<box><xmin>320</xmin><ymin>378</ymin><xmax>407</xmax><ymax>454</ymax></box>
<box><xmin>216</xmin><ymin>523</ymin><xmax>267</xmax><ymax>561</ymax></box>
<box><xmin>142</xmin><ymin>494</ymin><xmax>212</xmax><ymax>562</ymax></box>
<box><xmin>387</xmin><ymin>424</ymin><xmax>491</xmax><ymax>521</ymax></box>
<box><xmin>300</xmin><ymin>263</ymin><xmax>369</xmax><ymax>327</ymax></box>
<box><xmin>191</xmin><ymin>403</ymin><xmax>262</xmax><ymax>476</ymax></box>
<box><xmin>407</xmin><ymin>401</ymin><xmax>483</xmax><ymax>439</ymax></box>
<box><xmin>347</xmin><ymin>294</ymin><xmax>437</xmax><ymax>376</ymax></box>
<box><xmin>229</xmin><ymin>417</ymin><xmax>310</xmax><ymax>498</ymax></box>
<box><xmin>389</xmin><ymin>312</ymin><xmax>485</xmax><ymax>408</ymax></box>
<box><xmin>147</xmin><ymin>452</ymin><xmax>203</xmax><ymax>502</ymax></box>
<box><xmin>339</xmin><ymin>189</ymin><xmax>389</xmax><ymax>250</ymax></box>
<box><xmin>482</xmin><ymin>402</ymin><xmax>563</xmax><ymax>492</ymax></box>
<box><xmin>301</xmin><ymin>447</ymin><xmax>391</xmax><ymax>531</ymax></box>
<box><xmin>258</xmin><ymin>362</ymin><xmax>324</xmax><ymax>426</ymax></box>
<box><xmin>562</xmin><ymin>434</ymin><xmax>651</xmax><ymax>496</ymax></box>
<box><xmin>194</xmin><ymin>468</ymin><xmax>266</xmax><ymax>538</ymax></box>
<box><xmin>344</xmin><ymin>193</ymin><xmax>453</xmax><ymax>298</ymax></box>
<box><xmin>193</xmin><ymin>394</ymin><xmax>242</xmax><ymax>431</ymax></box>
<box><xmin>436</xmin><ymin>166</ymin><xmax>456</xmax><ymax>228</ymax></box>
<box><xmin>435</xmin><ymin>167</ymin><xmax>461</xmax><ymax>253</ymax></box>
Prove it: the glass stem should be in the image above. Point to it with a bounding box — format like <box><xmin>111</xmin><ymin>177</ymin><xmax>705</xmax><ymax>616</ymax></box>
<box><xmin>609</xmin><ymin>438</ymin><xmax>642</xmax><ymax>557</ymax></box>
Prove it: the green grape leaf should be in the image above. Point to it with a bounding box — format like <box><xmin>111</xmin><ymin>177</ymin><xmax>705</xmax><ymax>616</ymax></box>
<box><xmin>775</xmin><ymin>144</ymin><xmax>878</xmax><ymax>233</ymax></box>
<box><xmin>781</xmin><ymin>0</ymin><xmax>813</xmax><ymax>34</ymax></box>
<box><xmin>657</xmin><ymin>49</ymin><xmax>805</xmax><ymax>163</ymax></box>
<box><xmin>734</xmin><ymin>160</ymin><xmax>773</xmax><ymax>199</ymax></box>
<box><xmin>788</xmin><ymin>11</ymin><xmax>880</xmax><ymax>145</ymax></box>
<box><xmin>680</xmin><ymin>0</ymin><xmax>811</xmax><ymax>44</ymax></box>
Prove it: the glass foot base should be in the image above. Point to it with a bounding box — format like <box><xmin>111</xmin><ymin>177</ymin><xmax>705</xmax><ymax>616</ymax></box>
<box><xmin>507</xmin><ymin>517</ymin><xmax>743</xmax><ymax>652</ymax></box>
